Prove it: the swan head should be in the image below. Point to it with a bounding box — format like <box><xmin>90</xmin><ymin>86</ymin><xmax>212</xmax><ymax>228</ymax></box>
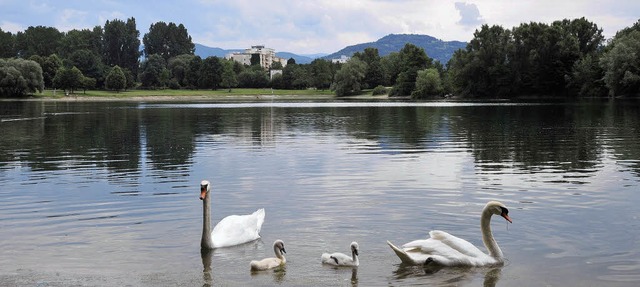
<box><xmin>486</xmin><ymin>201</ymin><xmax>512</xmax><ymax>223</ymax></box>
<box><xmin>200</xmin><ymin>180</ymin><xmax>211</xmax><ymax>200</ymax></box>
<box><xmin>274</xmin><ymin>239</ymin><xmax>286</xmax><ymax>254</ymax></box>
<box><xmin>350</xmin><ymin>241</ymin><xmax>359</xmax><ymax>256</ymax></box>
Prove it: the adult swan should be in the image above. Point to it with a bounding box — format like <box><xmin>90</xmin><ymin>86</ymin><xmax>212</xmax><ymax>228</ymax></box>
<box><xmin>200</xmin><ymin>180</ymin><xmax>265</xmax><ymax>249</ymax></box>
<box><xmin>387</xmin><ymin>201</ymin><xmax>512</xmax><ymax>267</ymax></box>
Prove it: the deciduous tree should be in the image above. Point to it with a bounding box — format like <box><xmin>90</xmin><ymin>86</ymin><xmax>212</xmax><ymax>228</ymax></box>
<box><xmin>143</xmin><ymin>22</ymin><xmax>195</xmax><ymax>60</ymax></box>
<box><xmin>332</xmin><ymin>57</ymin><xmax>367</xmax><ymax>96</ymax></box>
<box><xmin>103</xmin><ymin>18</ymin><xmax>140</xmax><ymax>74</ymax></box>
<box><xmin>105</xmin><ymin>65</ymin><xmax>126</xmax><ymax>92</ymax></box>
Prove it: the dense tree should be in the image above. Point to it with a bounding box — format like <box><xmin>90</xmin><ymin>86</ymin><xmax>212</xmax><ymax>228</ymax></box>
<box><xmin>0</xmin><ymin>28</ymin><xmax>15</xmax><ymax>58</ymax></box>
<box><xmin>291</xmin><ymin>65</ymin><xmax>312</xmax><ymax>89</ymax></box>
<box><xmin>270</xmin><ymin>61</ymin><xmax>284</xmax><ymax>70</ymax></box>
<box><xmin>220</xmin><ymin>59</ymin><xmax>238</xmax><ymax>91</ymax></box>
<box><xmin>105</xmin><ymin>65</ymin><xmax>126</xmax><ymax>91</ymax></box>
<box><xmin>81</xmin><ymin>76</ymin><xmax>96</xmax><ymax>93</ymax></box>
<box><xmin>42</xmin><ymin>54</ymin><xmax>62</xmax><ymax>88</ymax></box>
<box><xmin>167</xmin><ymin>54</ymin><xmax>194</xmax><ymax>87</ymax></box>
<box><xmin>391</xmin><ymin>43</ymin><xmax>432</xmax><ymax>96</ymax></box>
<box><xmin>412</xmin><ymin>68</ymin><xmax>444</xmax><ymax>98</ymax></box>
<box><xmin>270</xmin><ymin>73</ymin><xmax>285</xmax><ymax>89</ymax></box>
<box><xmin>198</xmin><ymin>56</ymin><xmax>223</xmax><ymax>89</ymax></box>
<box><xmin>0</xmin><ymin>58</ymin><xmax>44</xmax><ymax>97</ymax></box>
<box><xmin>447</xmin><ymin>18</ymin><xmax>604</xmax><ymax>98</ymax></box>
<box><xmin>238</xmin><ymin>65</ymin><xmax>269</xmax><ymax>88</ymax></box>
<box><xmin>600</xmin><ymin>29</ymin><xmax>640</xmax><ymax>97</ymax></box>
<box><xmin>67</xmin><ymin>49</ymin><xmax>104</xmax><ymax>87</ymax></box>
<box><xmin>354</xmin><ymin>47</ymin><xmax>385</xmax><ymax>88</ymax></box>
<box><xmin>103</xmin><ymin>18</ymin><xmax>140</xmax><ymax>74</ymax></box>
<box><xmin>143</xmin><ymin>21</ymin><xmax>195</xmax><ymax>60</ymax></box>
<box><xmin>53</xmin><ymin>66</ymin><xmax>84</xmax><ymax>93</ymax></box>
<box><xmin>448</xmin><ymin>25</ymin><xmax>513</xmax><ymax>97</ymax></box>
<box><xmin>185</xmin><ymin>56</ymin><xmax>202</xmax><ymax>88</ymax></box>
<box><xmin>140</xmin><ymin>54</ymin><xmax>168</xmax><ymax>88</ymax></box>
<box><xmin>123</xmin><ymin>69</ymin><xmax>136</xmax><ymax>90</ymax></box>
<box><xmin>15</xmin><ymin>26</ymin><xmax>63</xmax><ymax>58</ymax></box>
<box><xmin>309</xmin><ymin>59</ymin><xmax>333</xmax><ymax>90</ymax></box>
<box><xmin>380</xmin><ymin>52</ymin><xmax>401</xmax><ymax>86</ymax></box>
<box><xmin>332</xmin><ymin>57</ymin><xmax>367</xmax><ymax>96</ymax></box>
<box><xmin>59</xmin><ymin>27</ymin><xmax>103</xmax><ymax>58</ymax></box>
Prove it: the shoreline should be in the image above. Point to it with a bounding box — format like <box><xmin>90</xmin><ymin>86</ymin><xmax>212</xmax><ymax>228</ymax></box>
<box><xmin>1</xmin><ymin>91</ymin><xmax>394</xmax><ymax>102</ymax></box>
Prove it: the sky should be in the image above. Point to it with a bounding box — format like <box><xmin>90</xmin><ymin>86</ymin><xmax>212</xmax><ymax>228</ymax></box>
<box><xmin>1</xmin><ymin>0</ymin><xmax>639</xmax><ymax>55</ymax></box>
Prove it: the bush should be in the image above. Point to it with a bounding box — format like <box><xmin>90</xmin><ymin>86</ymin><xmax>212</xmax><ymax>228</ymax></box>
<box><xmin>0</xmin><ymin>58</ymin><xmax>44</xmax><ymax>97</ymax></box>
<box><xmin>371</xmin><ymin>85</ymin><xmax>388</xmax><ymax>95</ymax></box>
<box><xmin>168</xmin><ymin>78</ymin><xmax>181</xmax><ymax>89</ymax></box>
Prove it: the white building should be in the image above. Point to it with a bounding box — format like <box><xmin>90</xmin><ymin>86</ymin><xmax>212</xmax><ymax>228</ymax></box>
<box><xmin>225</xmin><ymin>45</ymin><xmax>288</xmax><ymax>70</ymax></box>
<box><xmin>331</xmin><ymin>55</ymin><xmax>351</xmax><ymax>64</ymax></box>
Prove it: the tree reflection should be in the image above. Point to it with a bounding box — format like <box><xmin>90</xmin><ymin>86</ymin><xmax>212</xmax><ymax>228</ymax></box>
<box><xmin>1</xmin><ymin>100</ymin><xmax>638</xmax><ymax>179</ymax></box>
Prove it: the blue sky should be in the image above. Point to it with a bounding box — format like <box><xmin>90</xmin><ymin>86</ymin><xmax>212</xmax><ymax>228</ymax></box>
<box><xmin>1</xmin><ymin>0</ymin><xmax>639</xmax><ymax>55</ymax></box>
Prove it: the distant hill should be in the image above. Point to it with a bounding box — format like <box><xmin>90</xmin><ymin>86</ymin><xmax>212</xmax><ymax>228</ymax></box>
<box><xmin>194</xmin><ymin>34</ymin><xmax>466</xmax><ymax>65</ymax></box>
<box><xmin>275</xmin><ymin>52</ymin><xmax>314</xmax><ymax>64</ymax></box>
<box><xmin>323</xmin><ymin>34</ymin><xmax>467</xmax><ymax>64</ymax></box>
<box><xmin>194</xmin><ymin>44</ymin><xmax>242</xmax><ymax>58</ymax></box>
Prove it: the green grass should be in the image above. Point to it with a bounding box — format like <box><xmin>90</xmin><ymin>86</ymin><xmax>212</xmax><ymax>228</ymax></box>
<box><xmin>33</xmin><ymin>88</ymin><xmax>335</xmax><ymax>99</ymax></box>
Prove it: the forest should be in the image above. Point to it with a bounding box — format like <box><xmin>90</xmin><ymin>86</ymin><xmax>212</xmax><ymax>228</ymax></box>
<box><xmin>0</xmin><ymin>17</ymin><xmax>639</xmax><ymax>98</ymax></box>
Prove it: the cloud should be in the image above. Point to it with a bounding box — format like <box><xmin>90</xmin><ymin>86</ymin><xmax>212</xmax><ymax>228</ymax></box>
<box><xmin>55</xmin><ymin>9</ymin><xmax>91</xmax><ymax>31</ymax></box>
<box><xmin>455</xmin><ymin>2</ymin><xmax>484</xmax><ymax>27</ymax></box>
<box><xmin>0</xmin><ymin>21</ymin><xmax>24</xmax><ymax>33</ymax></box>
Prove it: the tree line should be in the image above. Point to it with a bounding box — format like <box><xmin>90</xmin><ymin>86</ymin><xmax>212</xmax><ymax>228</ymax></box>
<box><xmin>1</xmin><ymin>17</ymin><xmax>639</xmax><ymax>98</ymax></box>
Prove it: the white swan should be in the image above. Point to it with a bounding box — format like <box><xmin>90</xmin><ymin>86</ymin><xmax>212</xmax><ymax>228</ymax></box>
<box><xmin>200</xmin><ymin>180</ymin><xmax>265</xmax><ymax>249</ymax></box>
<box><xmin>321</xmin><ymin>241</ymin><xmax>359</xmax><ymax>267</ymax></box>
<box><xmin>387</xmin><ymin>201</ymin><xmax>512</xmax><ymax>267</ymax></box>
<box><xmin>250</xmin><ymin>239</ymin><xmax>286</xmax><ymax>271</ymax></box>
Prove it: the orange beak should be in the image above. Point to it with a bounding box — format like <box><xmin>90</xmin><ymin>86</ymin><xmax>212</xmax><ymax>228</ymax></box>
<box><xmin>199</xmin><ymin>187</ymin><xmax>207</xmax><ymax>200</ymax></box>
<box><xmin>501</xmin><ymin>213</ymin><xmax>513</xmax><ymax>223</ymax></box>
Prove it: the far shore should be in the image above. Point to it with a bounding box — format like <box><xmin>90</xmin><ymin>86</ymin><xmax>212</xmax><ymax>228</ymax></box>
<box><xmin>1</xmin><ymin>88</ymin><xmax>396</xmax><ymax>102</ymax></box>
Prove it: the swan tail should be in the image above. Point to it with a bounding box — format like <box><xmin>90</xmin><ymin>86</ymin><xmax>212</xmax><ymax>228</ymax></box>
<box><xmin>254</xmin><ymin>208</ymin><xmax>265</xmax><ymax>233</ymax></box>
<box><xmin>320</xmin><ymin>253</ymin><xmax>333</xmax><ymax>264</ymax></box>
<box><xmin>387</xmin><ymin>240</ymin><xmax>416</xmax><ymax>265</ymax></box>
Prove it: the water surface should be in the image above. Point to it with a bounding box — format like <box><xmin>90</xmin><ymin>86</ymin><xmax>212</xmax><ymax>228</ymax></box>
<box><xmin>1</xmin><ymin>99</ymin><xmax>639</xmax><ymax>286</ymax></box>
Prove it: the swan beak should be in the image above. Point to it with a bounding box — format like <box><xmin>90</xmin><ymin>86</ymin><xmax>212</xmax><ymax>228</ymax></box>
<box><xmin>501</xmin><ymin>213</ymin><xmax>513</xmax><ymax>223</ymax></box>
<box><xmin>281</xmin><ymin>247</ymin><xmax>286</xmax><ymax>254</ymax></box>
<box><xmin>199</xmin><ymin>188</ymin><xmax>206</xmax><ymax>200</ymax></box>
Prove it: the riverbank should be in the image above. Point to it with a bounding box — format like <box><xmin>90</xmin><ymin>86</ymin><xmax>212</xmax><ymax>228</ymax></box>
<box><xmin>2</xmin><ymin>88</ymin><xmax>395</xmax><ymax>102</ymax></box>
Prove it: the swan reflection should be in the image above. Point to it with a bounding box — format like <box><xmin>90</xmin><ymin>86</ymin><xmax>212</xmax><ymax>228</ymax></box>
<box><xmin>201</xmin><ymin>249</ymin><xmax>213</xmax><ymax>287</ymax></box>
<box><xmin>200</xmin><ymin>240</ymin><xmax>265</xmax><ymax>287</ymax></box>
<box><xmin>392</xmin><ymin>264</ymin><xmax>502</xmax><ymax>286</ymax></box>
<box><xmin>250</xmin><ymin>264</ymin><xmax>287</xmax><ymax>283</ymax></box>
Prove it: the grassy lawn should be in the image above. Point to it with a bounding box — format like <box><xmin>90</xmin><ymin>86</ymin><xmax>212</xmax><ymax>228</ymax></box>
<box><xmin>33</xmin><ymin>88</ymin><xmax>336</xmax><ymax>99</ymax></box>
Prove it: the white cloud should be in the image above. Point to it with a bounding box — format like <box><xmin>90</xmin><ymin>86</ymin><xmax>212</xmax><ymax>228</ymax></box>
<box><xmin>1</xmin><ymin>0</ymin><xmax>639</xmax><ymax>54</ymax></box>
<box><xmin>0</xmin><ymin>21</ymin><xmax>24</xmax><ymax>33</ymax></box>
<box><xmin>455</xmin><ymin>2</ymin><xmax>484</xmax><ymax>27</ymax></box>
<box><xmin>55</xmin><ymin>9</ymin><xmax>91</xmax><ymax>31</ymax></box>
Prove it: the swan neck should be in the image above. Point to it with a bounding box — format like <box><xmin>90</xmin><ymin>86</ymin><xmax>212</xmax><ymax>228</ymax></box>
<box><xmin>481</xmin><ymin>208</ymin><xmax>503</xmax><ymax>260</ymax></box>
<box><xmin>201</xmin><ymin>193</ymin><xmax>213</xmax><ymax>249</ymax></box>
<box><xmin>352</xmin><ymin>250</ymin><xmax>359</xmax><ymax>265</ymax></box>
<box><xmin>275</xmin><ymin>246</ymin><xmax>286</xmax><ymax>263</ymax></box>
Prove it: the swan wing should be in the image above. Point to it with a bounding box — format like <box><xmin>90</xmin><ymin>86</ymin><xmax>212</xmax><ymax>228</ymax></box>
<box><xmin>387</xmin><ymin>240</ymin><xmax>431</xmax><ymax>265</ymax></box>
<box><xmin>397</xmin><ymin>231</ymin><xmax>493</xmax><ymax>266</ymax></box>
<box><xmin>428</xmin><ymin>230</ymin><xmax>487</xmax><ymax>258</ymax></box>
<box><xmin>211</xmin><ymin>208</ymin><xmax>265</xmax><ymax>248</ymax></box>
<box><xmin>250</xmin><ymin>257</ymin><xmax>282</xmax><ymax>271</ymax></box>
<box><xmin>321</xmin><ymin>252</ymin><xmax>357</xmax><ymax>266</ymax></box>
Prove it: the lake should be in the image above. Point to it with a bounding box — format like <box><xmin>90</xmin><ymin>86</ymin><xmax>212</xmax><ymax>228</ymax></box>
<box><xmin>1</xmin><ymin>99</ymin><xmax>639</xmax><ymax>286</ymax></box>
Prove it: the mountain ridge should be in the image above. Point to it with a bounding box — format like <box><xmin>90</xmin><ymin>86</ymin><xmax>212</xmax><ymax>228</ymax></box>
<box><xmin>194</xmin><ymin>34</ymin><xmax>467</xmax><ymax>65</ymax></box>
<box><xmin>322</xmin><ymin>34</ymin><xmax>467</xmax><ymax>64</ymax></box>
